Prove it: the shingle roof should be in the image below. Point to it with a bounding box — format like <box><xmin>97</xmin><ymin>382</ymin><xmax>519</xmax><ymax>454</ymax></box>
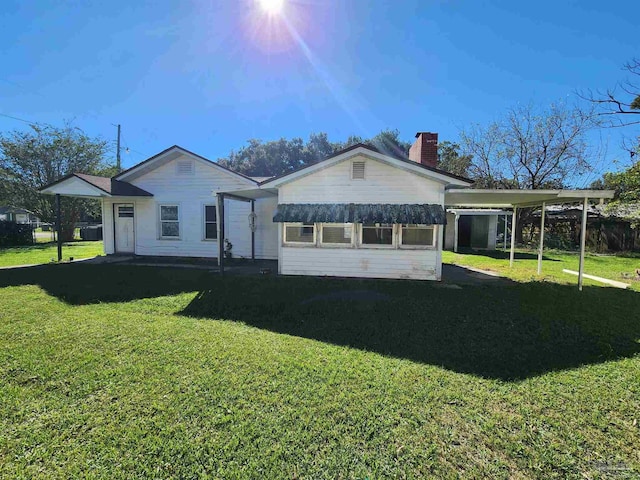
<box><xmin>74</xmin><ymin>174</ymin><xmax>153</xmax><ymax>196</ymax></box>
<box><xmin>273</xmin><ymin>203</ymin><xmax>447</xmax><ymax>225</ymax></box>
<box><xmin>40</xmin><ymin>173</ymin><xmax>153</xmax><ymax>197</ymax></box>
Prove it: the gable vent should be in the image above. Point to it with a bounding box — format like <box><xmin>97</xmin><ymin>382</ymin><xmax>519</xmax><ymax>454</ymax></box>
<box><xmin>352</xmin><ymin>161</ymin><xmax>366</xmax><ymax>180</ymax></box>
<box><xmin>176</xmin><ymin>160</ymin><xmax>194</xmax><ymax>175</ymax></box>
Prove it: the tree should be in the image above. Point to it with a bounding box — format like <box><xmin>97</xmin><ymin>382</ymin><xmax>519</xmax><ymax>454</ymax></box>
<box><xmin>218</xmin><ymin>129</ymin><xmax>414</xmax><ymax>177</ymax></box>
<box><xmin>460</xmin><ymin>102</ymin><xmax>596</xmax><ymax>190</ymax></box>
<box><xmin>0</xmin><ymin>124</ymin><xmax>111</xmax><ymax>241</ymax></box>
<box><xmin>582</xmin><ymin>58</ymin><xmax>640</xmax><ymax>156</ymax></box>
<box><xmin>582</xmin><ymin>58</ymin><xmax>640</xmax><ymax>129</ymax></box>
<box><xmin>437</xmin><ymin>141</ymin><xmax>473</xmax><ymax>178</ymax></box>
<box><xmin>459</xmin><ymin>102</ymin><xmax>598</xmax><ymax>242</ymax></box>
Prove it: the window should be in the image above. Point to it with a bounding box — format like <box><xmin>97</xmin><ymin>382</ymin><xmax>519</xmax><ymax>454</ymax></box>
<box><xmin>361</xmin><ymin>223</ymin><xmax>393</xmax><ymax>246</ymax></box>
<box><xmin>401</xmin><ymin>224</ymin><xmax>435</xmax><ymax>247</ymax></box>
<box><xmin>160</xmin><ymin>205</ymin><xmax>180</xmax><ymax>238</ymax></box>
<box><xmin>118</xmin><ymin>205</ymin><xmax>134</xmax><ymax>218</ymax></box>
<box><xmin>351</xmin><ymin>161</ymin><xmax>366</xmax><ymax>180</ymax></box>
<box><xmin>284</xmin><ymin>223</ymin><xmax>315</xmax><ymax>244</ymax></box>
<box><xmin>204</xmin><ymin>205</ymin><xmax>217</xmax><ymax>240</ymax></box>
<box><xmin>176</xmin><ymin>160</ymin><xmax>194</xmax><ymax>175</ymax></box>
<box><xmin>320</xmin><ymin>223</ymin><xmax>353</xmax><ymax>245</ymax></box>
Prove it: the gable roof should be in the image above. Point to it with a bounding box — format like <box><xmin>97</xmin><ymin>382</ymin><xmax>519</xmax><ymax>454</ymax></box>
<box><xmin>259</xmin><ymin>143</ymin><xmax>474</xmax><ymax>188</ymax></box>
<box><xmin>39</xmin><ymin>173</ymin><xmax>153</xmax><ymax>197</ymax></box>
<box><xmin>114</xmin><ymin>145</ymin><xmax>258</xmax><ymax>185</ymax></box>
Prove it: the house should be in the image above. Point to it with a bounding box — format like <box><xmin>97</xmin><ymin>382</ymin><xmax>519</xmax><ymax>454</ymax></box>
<box><xmin>0</xmin><ymin>206</ymin><xmax>39</xmax><ymax>225</ymax></box>
<box><xmin>40</xmin><ymin>132</ymin><xmax>615</xmax><ymax>287</ymax></box>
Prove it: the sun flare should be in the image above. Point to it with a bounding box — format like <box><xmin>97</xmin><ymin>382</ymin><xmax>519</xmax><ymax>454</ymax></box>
<box><xmin>257</xmin><ymin>0</ymin><xmax>284</xmax><ymax>15</ymax></box>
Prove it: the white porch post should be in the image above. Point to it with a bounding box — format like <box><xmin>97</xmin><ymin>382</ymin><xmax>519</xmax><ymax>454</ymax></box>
<box><xmin>504</xmin><ymin>214</ymin><xmax>508</xmax><ymax>251</ymax></box>
<box><xmin>453</xmin><ymin>214</ymin><xmax>459</xmax><ymax>253</ymax></box>
<box><xmin>578</xmin><ymin>197</ymin><xmax>589</xmax><ymax>291</ymax></box>
<box><xmin>509</xmin><ymin>206</ymin><xmax>517</xmax><ymax>267</ymax></box>
<box><xmin>537</xmin><ymin>202</ymin><xmax>546</xmax><ymax>275</ymax></box>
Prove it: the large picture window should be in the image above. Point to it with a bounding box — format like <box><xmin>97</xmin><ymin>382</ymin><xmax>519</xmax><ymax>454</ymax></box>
<box><xmin>401</xmin><ymin>224</ymin><xmax>435</xmax><ymax>247</ymax></box>
<box><xmin>320</xmin><ymin>224</ymin><xmax>353</xmax><ymax>245</ymax></box>
<box><xmin>284</xmin><ymin>223</ymin><xmax>315</xmax><ymax>244</ymax></box>
<box><xmin>361</xmin><ymin>223</ymin><xmax>394</xmax><ymax>246</ymax></box>
<box><xmin>160</xmin><ymin>205</ymin><xmax>180</xmax><ymax>238</ymax></box>
<box><xmin>204</xmin><ymin>205</ymin><xmax>217</xmax><ymax>240</ymax></box>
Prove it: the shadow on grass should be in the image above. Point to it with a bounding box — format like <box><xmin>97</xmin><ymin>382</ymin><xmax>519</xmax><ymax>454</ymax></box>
<box><xmin>0</xmin><ymin>264</ymin><xmax>214</xmax><ymax>304</ymax></box>
<box><xmin>454</xmin><ymin>248</ymin><xmax>561</xmax><ymax>262</ymax></box>
<box><xmin>1</xmin><ymin>263</ymin><xmax>638</xmax><ymax>380</ymax></box>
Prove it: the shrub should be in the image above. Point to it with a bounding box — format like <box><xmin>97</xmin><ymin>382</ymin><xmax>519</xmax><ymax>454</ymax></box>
<box><xmin>0</xmin><ymin>221</ymin><xmax>33</xmax><ymax>247</ymax></box>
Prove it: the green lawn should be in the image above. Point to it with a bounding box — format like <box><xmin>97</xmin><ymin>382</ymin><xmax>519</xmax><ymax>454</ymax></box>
<box><xmin>443</xmin><ymin>249</ymin><xmax>640</xmax><ymax>291</ymax></box>
<box><xmin>1</xmin><ymin>265</ymin><xmax>639</xmax><ymax>478</ymax></box>
<box><xmin>0</xmin><ymin>241</ymin><xmax>103</xmax><ymax>267</ymax></box>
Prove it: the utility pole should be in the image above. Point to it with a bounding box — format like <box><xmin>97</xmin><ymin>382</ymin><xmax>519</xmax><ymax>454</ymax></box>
<box><xmin>116</xmin><ymin>124</ymin><xmax>122</xmax><ymax>172</ymax></box>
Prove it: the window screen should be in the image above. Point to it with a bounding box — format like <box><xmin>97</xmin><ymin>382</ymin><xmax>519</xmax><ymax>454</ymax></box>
<box><xmin>285</xmin><ymin>224</ymin><xmax>315</xmax><ymax>243</ymax></box>
<box><xmin>401</xmin><ymin>225</ymin><xmax>434</xmax><ymax>246</ymax></box>
<box><xmin>362</xmin><ymin>224</ymin><xmax>393</xmax><ymax>245</ymax></box>
<box><xmin>321</xmin><ymin>224</ymin><xmax>352</xmax><ymax>244</ymax></box>
<box><xmin>204</xmin><ymin>205</ymin><xmax>217</xmax><ymax>239</ymax></box>
<box><xmin>160</xmin><ymin>205</ymin><xmax>179</xmax><ymax>238</ymax></box>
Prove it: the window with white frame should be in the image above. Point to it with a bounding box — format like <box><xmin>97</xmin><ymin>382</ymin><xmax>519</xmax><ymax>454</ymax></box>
<box><xmin>320</xmin><ymin>223</ymin><xmax>353</xmax><ymax>245</ymax></box>
<box><xmin>204</xmin><ymin>205</ymin><xmax>217</xmax><ymax>240</ymax></box>
<box><xmin>361</xmin><ymin>223</ymin><xmax>394</xmax><ymax>246</ymax></box>
<box><xmin>159</xmin><ymin>205</ymin><xmax>180</xmax><ymax>238</ymax></box>
<box><xmin>401</xmin><ymin>224</ymin><xmax>435</xmax><ymax>247</ymax></box>
<box><xmin>284</xmin><ymin>223</ymin><xmax>315</xmax><ymax>244</ymax></box>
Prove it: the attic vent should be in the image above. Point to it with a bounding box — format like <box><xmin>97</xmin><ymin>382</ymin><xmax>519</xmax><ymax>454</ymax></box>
<box><xmin>351</xmin><ymin>161</ymin><xmax>366</xmax><ymax>180</ymax></box>
<box><xmin>176</xmin><ymin>160</ymin><xmax>194</xmax><ymax>175</ymax></box>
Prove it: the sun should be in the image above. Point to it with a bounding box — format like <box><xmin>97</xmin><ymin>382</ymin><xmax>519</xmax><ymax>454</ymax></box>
<box><xmin>257</xmin><ymin>0</ymin><xmax>285</xmax><ymax>15</ymax></box>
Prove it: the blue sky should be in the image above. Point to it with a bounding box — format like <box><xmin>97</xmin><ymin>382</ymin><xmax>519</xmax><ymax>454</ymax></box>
<box><xmin>1</xmin><ymin>0</ymin><xmax>638</xmax><ymax>185</ymax></box>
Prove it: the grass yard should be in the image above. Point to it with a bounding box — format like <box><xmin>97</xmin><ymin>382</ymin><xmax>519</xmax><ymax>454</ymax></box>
<box><xmin>0</xmin><ymin>241</ymin><xmax>103</xmax><ymax>268</ymax></box>
<box><xmin>0</xmin><ymin>264</ymin><xmax>639</xmax><ymax>478</ymax></box>
<box><xmin>443</xmin><ymin>249</ymin><xmax>640</xmax><ymax>292</ymax></box>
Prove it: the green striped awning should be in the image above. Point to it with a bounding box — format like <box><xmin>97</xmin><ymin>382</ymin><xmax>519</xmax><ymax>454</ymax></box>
<box><xmin>272</xmin><ymin>203</ymin><xmax>446</xmax><ymax>225</ymax></box>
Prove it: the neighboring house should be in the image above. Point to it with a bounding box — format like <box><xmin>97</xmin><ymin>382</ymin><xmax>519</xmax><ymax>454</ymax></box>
<box><xmin>40</xmin><ymin>132</ymin><xmax>614</xmax><ymax>283</ymax></box>
<box><xmin>0</xmin><ymin>207</ymin><xmax>39</xmax><ymax>225</ymax></box>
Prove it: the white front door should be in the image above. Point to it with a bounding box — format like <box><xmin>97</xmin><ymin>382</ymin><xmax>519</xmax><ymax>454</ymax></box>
<box><xmin>114</xmin><ymin>204</ymin><xmax>135</xmax><ymax>253</ymax></box>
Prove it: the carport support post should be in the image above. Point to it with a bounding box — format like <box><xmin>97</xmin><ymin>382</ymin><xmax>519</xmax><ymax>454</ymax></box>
<box><xmin>509</xmin><ymin>206</ymin><xmax>517</xmax><ymax>267</ymax></box>
<box><xmin>217</xmin><ymin>193</ymin><xmax>225</xmax><ymax>275</ymax></box>
<box><xmin>537</xmin><ymin>202</ymin><xmax>546</xmax><ymax>275</ymax></box>
<box><xmin>56</xmin><ymin>194</ymin><xmax>62</xmax><ymax>262</ymax></box>
<box><xmin>578</xmin><ymin>197</ymin><xmax>588</xmax><ymax>291</ymax></box>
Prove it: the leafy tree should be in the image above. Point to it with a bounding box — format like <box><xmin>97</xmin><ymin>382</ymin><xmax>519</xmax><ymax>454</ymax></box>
<box><xmin>218</xmin><ymin>129</ymin><xmax>413</xmax><ymax>177</ymax></box>
<box><xmin>459</xmin><ymin>102</ymin><xmax>598</xmax><ymax>241</ymax></box>
<box><xmin>437</xmin><ymin>141</ymin><xmax>473</xmax><ymax>178</ymax></box>
<box><xmin>0</xmin><ymin>124</ymin><xmax>111</xmax><ymax>241</ymax></box>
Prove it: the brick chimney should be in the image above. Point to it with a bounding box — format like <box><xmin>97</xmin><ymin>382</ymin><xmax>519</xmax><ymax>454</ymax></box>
<box><xmin>409</xmin><ymin>132</ymin><xmax>438</xmax><ymax>168</ymax></box>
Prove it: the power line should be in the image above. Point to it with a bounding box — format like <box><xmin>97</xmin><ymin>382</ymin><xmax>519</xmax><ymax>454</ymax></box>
<box><xmin>0</xmin><ymin>112</ymin><xmax>54</xmax><ymax>127</ymax></box>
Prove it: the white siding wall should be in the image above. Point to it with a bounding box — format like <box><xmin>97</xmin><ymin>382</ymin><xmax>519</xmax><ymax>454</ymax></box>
<box><xmin>279</xmin><ymin>155</ymin><xmax>444</xmax><ymax>204</ymax></box>
<box><xmin>103</xmin><ymin>155</ymin><xmax>277</xmax><ymax>259</ymax></box>
<box><xmin>277</xmin><ymin>156</ymin><xmax>446</xmax><ymax>280</ymax></box>
<box><xmin>281</xmin><ymin>247</ymin><xmax>439</xmax><ymax>280</ymax></box>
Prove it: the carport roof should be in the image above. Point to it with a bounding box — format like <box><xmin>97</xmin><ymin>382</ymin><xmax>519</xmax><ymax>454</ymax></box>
<box><xmin>444</xmin><ymin>189</ymin><xmax>615</xmax><ymax>208</ymax></box>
